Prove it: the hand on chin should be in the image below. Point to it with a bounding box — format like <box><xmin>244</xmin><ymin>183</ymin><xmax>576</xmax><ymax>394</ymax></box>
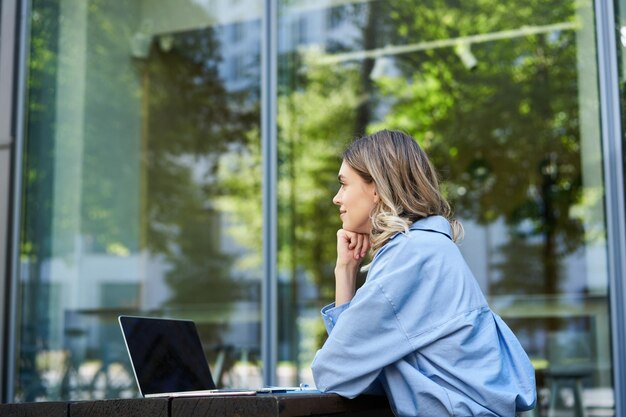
<box><xmin>336</xmin><ymin>228</ymin><xmax>370</xmax><ymax>267</ymax></box>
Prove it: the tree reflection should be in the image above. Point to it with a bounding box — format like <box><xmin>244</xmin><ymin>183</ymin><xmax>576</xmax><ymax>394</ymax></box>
<box><xmin>138</xmin><ymin>26</ymin><xmax>261</xmax><ymax>370</ymax></box>
<box><xmin>369</xmin><ymin>0</ymin><xmax>584</xmax><ymax>297</ymax></box>
<box><xmin>276</xmin><ymin>48</ymin><xmax>363</xmax><ymax>364</ymax></box>
<box><xmin>19</xmin><ymin>0</ymin><xmax>262</xmax><ymax>398</ymax></box>
<box><xmin>138</xmin><ymin>29</ymin><xmax>255</xmax><ymax>305</ymax></box>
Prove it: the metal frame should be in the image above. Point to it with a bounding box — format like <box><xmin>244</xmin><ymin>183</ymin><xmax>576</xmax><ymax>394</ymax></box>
<box><xmin>0</xmin><ymin>0</ymin><xmax>18</xmax><ymax>403</ymax></box>
<box><xmin>3</xmin><ymin>0</ymin><xmax>30</xmax><ymax>403</ymax></box>
<box><xmin>261</xmin><ymin>0</ymin><xmax>278</xmax><ymax>387</ymax></box>
<box><xmin>595</xmin><ymin>1</ymin><xmax>626</xmax><ymax>416</ymax></box>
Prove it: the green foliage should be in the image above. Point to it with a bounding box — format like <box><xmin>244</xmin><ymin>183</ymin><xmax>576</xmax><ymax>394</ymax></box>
<box><xmin>277</xmin><ymin>48</ymin><xmax>361</xmax><ymax>293</ymax></box>
<box><xmin>138</xmin><ymin>27</ymin><xmax>260</xmax><ymax>305</ymax></box>
<box><xmin>369</xmin><ymin>0</ymin><xmax>585</xmax><ymax>295</ymax></box>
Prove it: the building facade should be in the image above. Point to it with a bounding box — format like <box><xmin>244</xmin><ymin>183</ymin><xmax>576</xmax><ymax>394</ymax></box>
<box><xmin>1</xmin><ymin>0</ymin><xmax>626</xmax><ymax>415</ymax></box>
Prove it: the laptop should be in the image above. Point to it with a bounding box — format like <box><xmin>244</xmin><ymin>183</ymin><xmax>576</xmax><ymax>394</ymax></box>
<box><xmin>119</xmin><ymin>315</ymin><xmax>257</xmax><ymax>398</ymax></box>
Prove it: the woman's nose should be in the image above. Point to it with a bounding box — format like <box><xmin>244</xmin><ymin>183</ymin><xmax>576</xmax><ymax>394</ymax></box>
<box><xmin>332</xmin><ymin>190</ymin><xmax>341</xmax><ymax>205</ymax></box>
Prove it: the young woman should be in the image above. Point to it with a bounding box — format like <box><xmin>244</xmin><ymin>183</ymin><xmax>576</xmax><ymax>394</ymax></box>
<box><xmin>311</xmin><ymin>130</ymin><xmax>536</xmax><ymax>416</ymax></box>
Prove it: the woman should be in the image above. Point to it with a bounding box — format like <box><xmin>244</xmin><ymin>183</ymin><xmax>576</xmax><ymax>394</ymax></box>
<box><xmin>311</xmin><ymin>130</ymin><xmax>536</xmax><ymax>416</ymax></box>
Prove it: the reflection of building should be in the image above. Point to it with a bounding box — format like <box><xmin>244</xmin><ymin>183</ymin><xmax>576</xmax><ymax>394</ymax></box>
<box><xmin>1</xmin><ymin>1</ymin><xmax>626</xmax><ymax>415</ymax></box>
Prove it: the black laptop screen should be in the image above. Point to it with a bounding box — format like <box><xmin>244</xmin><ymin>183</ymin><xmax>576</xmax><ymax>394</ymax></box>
<box><xmin>119</xmin><ymin>316</ymin><xmax>216</xmax><ymax>395</ymax></box>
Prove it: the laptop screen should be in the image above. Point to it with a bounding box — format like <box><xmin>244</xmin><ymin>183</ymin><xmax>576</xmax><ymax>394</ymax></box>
<box><xmin>119</xmin><ymin>316</ymin><xmax>217</xmax><ymax>396</ymax></box>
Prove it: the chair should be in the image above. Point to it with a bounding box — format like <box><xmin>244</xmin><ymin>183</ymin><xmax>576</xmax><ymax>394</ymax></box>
<box><xmin>544</xmin><ymin>331</ymin><xmax>594</xmax><ymax>417</ymax></box>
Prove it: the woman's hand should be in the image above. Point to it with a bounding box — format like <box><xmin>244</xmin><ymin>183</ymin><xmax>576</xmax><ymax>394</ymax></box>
<box><xmin>336</xmin><ymin>229</ymin><xmax>370</xmax><ymax>267</ymax></box>
<box><xmin>334</xmin><ymin>229</ymin><xmax>370</xmax><ymax>306</ymax></box>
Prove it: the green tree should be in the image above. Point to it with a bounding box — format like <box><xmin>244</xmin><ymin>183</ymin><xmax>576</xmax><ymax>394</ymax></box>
<box><xmin>369</xmin><ymin>0</ymin><xmax>584</xmax><ymax>296</ymax></box>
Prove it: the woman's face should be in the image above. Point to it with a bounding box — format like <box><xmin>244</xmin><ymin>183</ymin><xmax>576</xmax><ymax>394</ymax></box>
<box><xmin>333</xmin><ymin>161</ymin><xmax>378</xmax><ymax>234</ymax></box>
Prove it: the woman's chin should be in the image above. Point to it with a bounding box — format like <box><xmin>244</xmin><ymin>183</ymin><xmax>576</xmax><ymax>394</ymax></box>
<box><xmin>343</xmin><ymin>224</ymin><xmax>370</xmax><ymax>234</ymax></box>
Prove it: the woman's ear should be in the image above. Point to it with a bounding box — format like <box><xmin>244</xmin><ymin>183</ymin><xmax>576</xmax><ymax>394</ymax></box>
<box><xmin>373</xmin><ymin>189</ymin><xmax>379</xmax><ymax>203</ymax></box>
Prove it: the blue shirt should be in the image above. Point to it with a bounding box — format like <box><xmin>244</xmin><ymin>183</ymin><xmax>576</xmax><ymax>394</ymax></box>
<box><xmin>311</xmin><ymin>215</ymin><xmax>537</xmax><ymax>416</ymax></box>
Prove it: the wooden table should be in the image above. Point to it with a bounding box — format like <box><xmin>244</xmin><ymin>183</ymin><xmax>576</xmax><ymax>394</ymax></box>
<box><xmin>0</xmin><ymin>393</ymin><xmax>394</xmax><ymax>417</ymax></box>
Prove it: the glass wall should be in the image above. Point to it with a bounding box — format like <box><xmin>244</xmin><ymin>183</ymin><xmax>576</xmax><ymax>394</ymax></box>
<box><xmin>13</xmin><ymin>0</ymin><xmax>618</xmax><ymax>414</ymax></box>
<box><xmin>277</xmin><ymin>0</ymin><xmax>615</xmax><ymax>415</ymax></box>
<box><xmin>17</xmin><ymin>0</ymin><xmax>262</xmax><ymax>400</ymax></box>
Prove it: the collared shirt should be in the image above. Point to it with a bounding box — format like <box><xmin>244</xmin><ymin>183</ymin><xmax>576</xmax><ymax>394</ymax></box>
<box><xmin>311</xmin><ymin>215</ymin><xmax>537</xmax><ymax>417</ymax></box>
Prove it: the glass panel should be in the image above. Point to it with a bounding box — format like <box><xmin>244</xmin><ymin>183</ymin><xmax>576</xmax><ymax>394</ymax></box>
<box><xmin>17</xmin><ymin>0</ymin><xmax>262</xmax><ymax>401</ymax></box>
<box><xmin>278</xmin><ymin>0</ymin><xmax>615</xmax><ymax>414</ymax></box>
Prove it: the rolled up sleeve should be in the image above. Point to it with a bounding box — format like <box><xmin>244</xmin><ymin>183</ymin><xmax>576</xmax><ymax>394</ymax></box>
<box><xmin>320</xmin><ymin>302</ymin><xmax>351</xmax><ymax>335</ymax></box>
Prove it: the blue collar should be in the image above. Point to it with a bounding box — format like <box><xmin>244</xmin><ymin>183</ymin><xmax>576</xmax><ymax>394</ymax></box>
<box><xmin>389</xmin><ymin>215</ymin><xmax>453</xmax><ymax>241</ymax></box>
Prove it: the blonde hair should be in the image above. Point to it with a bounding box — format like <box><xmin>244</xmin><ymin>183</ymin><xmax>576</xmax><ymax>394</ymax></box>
<box><xmin>342</xmin><ymin>130</ymin><xmax>463</xmax><ymax>256</ymax></box>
